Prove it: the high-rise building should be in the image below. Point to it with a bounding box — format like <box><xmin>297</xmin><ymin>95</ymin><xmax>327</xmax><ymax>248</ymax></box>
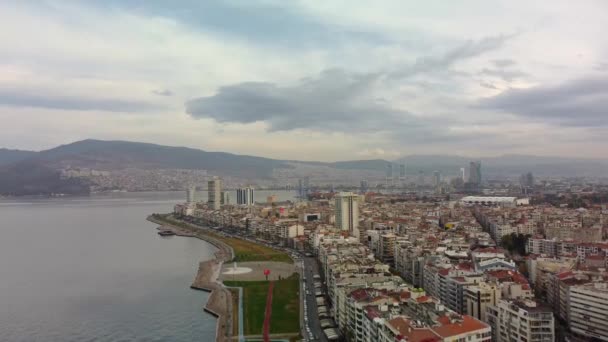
<box><xmin>335</xmin><ymin>192</ymin><xmax>359</xmax><ymax>238</ymax></box>
<box><xmin>520</xmin><ymin>172</ymin><xmax>534</xmax><ymax>188</ymax></box>
<box><xmin>386</xmin><ymin>163</ymin><xmax>393</xmax><ymax>187</ymax></box>
<box><xmin>207</xmin><ymin>177</ymin><xmax>222</xmax><ymax>210</ymax></box>
<box><xmin>298</xmin><ymin>177</ymin><xmax>310</xmax><ymax>200</ymax></box>
<box><xmin>360</xmin><ymin>180</ymin><xmax>368</xmax><ymax>193</ymax></box>
<box><xmin>186</xmin><ymin>186</ymin><xmax>196</xmax><ymax>203</ymax></box>
<box><xmin>469</xmin><ymin>161</ymin><xmax>482</xmax><ymax>185</ymax></box>
<box><xmin>461</xmin><ymin>167</ymin><xmax>467</xmax><ymax>182</ymax></box>
<box><xmin>236</xmin><ymin>187</ymin><xmax>255</xmax><ymax>206</ymax></box>
<box><xmin>399</xmin><ymin>164</ymin><xmax>406</xmax><ymax>183</ymax></box>
<box><xmin>568</xmin><ymin>282</ymin><xmax>608</xmax><ymax>341</ymax></box>
<box><xmin>432</xmin><ymin>170</ymin><xmax>441</xmax><ymax>187</ymax></box>
<box><xmin>486</xmin><ymin>299</ymin><xmax>554</xmax><ymax>342</ymax></box>
<box><xmin>417</xmin><ymin>170</ymin><xmax>424</xmax><ymax>186</ymax></box>
<box><xmin>221</xmin><ymin>191</ymin><xmax>230</xmax><ymax>205</ymax></box>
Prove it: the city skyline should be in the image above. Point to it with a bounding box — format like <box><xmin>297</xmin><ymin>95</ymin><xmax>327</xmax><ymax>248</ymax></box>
<box><xmin>0</xmin><ymin>1</ymin><xmax>606</xmax><ymax>160</ymax></box>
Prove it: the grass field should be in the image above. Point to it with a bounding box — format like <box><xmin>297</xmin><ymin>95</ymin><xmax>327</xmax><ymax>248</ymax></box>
<box><xmin>151</xmin><ymin>214</ymin><xmax>292</xmax><ymax>264</ymax></box>
<box><xmin>224</xmin><ymin>274</ymin><xmax>300</xmax><ymax>336</ymax></box>
<box><xmin>223</xmin><ymin>237</ymin><xmax>293</xmax><ymax>263</ymax></box>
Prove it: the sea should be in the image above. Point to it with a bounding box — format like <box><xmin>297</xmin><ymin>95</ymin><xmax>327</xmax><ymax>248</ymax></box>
<box><xmin>0</xmin><ymin>190</ymin><xmax>295</xmax><ymax>342</ymax></box>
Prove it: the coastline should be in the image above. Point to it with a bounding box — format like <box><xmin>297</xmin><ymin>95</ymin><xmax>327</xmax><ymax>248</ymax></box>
<box><xmin>147</xmin><ymin>215</ymin><xmax>235</xmax><ymax>342</ymax></box>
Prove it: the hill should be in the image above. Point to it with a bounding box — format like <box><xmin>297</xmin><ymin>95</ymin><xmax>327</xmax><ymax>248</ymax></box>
<box><xmin>0</xmin><ymin>148</ymin><xmax>37</xmax><ymax>166</ymax></box>
<box><xmin>1</xmin><ymin>139</ymin><xmax>606</xmax><ymax>195</ymax></box>
<box><xmin>31</xmin><ymin>139</ymin><xmax>293</xmax><ymax>179</ymax></box>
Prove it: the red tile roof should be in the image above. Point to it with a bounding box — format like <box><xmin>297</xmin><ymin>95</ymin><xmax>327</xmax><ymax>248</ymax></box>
<box><xmin>387</xmin><ymin>317</ymin><xmax>440</xmax><ymax>342</ymax></box>
<box><xmin>433</xmin><ymin>315</ymin><xmax>489</xmax><ymax>338</ymax></box>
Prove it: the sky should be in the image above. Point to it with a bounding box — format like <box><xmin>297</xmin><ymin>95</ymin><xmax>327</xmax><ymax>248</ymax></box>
<box><xmin>0</xmin><ymin>0</ymin><xmax>607</xmax><ymax>161</ymax></box>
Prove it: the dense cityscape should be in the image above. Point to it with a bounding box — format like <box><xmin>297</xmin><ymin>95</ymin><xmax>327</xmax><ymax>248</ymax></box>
<box><xmin>1</xmin><ymin>1</ymin><xmax>607</xmax><ymax>341</ymax></box>
<box><xmin>163</xmin><ymin>160</ymin><xmax>608</xmax><ymax>342</ymax></box>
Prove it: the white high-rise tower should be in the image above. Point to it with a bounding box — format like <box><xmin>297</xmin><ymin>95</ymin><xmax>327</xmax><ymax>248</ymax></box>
<box><xmin>335</xmin><ymin>192</ymin><xmax>360</xmax><ymax>238</ymax></box>
<box><xmin>207</xmin><ymin>177</ymin><xmax>222</xmax><ymax>210</ymax></box>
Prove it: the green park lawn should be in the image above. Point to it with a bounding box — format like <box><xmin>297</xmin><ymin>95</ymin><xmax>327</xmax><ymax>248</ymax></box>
<box><xmin>224</xmin><ymin>274</ymin><xmax>300</xmax><ymax>336</ymax></box>
<box><xmin>150</xmin><ymin>214</ymin><xmax>293</xmax><ymax>264</ymax></box>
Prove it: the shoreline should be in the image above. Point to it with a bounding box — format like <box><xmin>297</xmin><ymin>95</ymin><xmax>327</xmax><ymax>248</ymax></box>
<box><xmin>147</xmin><ymin>215</ymin><xmax>235</xmax><ymax>342</ymax></box>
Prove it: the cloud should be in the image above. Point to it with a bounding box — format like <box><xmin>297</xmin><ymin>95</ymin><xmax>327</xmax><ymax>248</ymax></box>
<box><xmin>492</xmin><ymin>59</ymin><xmax>516</xmax><ymax>68</ymax></box>
<box><xmin>90</xmin><ymin>0</ymin><xmax>391</xmax><ymax>49</ymax></box>
<box><xmin>152</xmin><ymin>89</ymin><xmax>173</xmax><ymax>96</ymax></box>
<box><xmin>594</xmin><ymin>62</ymin><xmax>608</xmax><ymax>71</ymax></box>
<box><xmin>479</xmin><ymin>68</ymin><xmax>528</xmax><ymax>81</ymax></box>
<box><xmin>387</xmin><ymin>33</ymin><xmax>518</xmax><ymax>79</ymax></box>
<box><xmin>186</xmin><ymin>34</ymin><xmax>516</xmax><ymax>131</ymax></box>
<box><xmin>0</xmin><ymin>89</ymin><xmax>162</xmax><ymax>112</ymax></box>
<box><xmin>479</xmin><ymin>81</ymin><xmax>499</xmax><ymax>90</ymax></box>
<box><xmin>186</xmin><ymin>69</ymin><xmax>406</xmax><ymax>132</ymax></box>
<box><xmin>478</xmin><ymin>76</ymin><xmax>608</xmax><ymax>126</ymax></box>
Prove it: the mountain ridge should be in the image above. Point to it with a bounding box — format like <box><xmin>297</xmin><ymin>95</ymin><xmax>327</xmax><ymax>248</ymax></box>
<box><xmin>0</xmin><ymin>139</ymin><xmax>606</xmax><ymax>196</ymax></box>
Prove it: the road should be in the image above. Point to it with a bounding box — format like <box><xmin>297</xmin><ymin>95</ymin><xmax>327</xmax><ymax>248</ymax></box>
<box><xmin>301</xmin><ymin>256</ymin><xmax>329</xmax><ymax>342</ymax></box>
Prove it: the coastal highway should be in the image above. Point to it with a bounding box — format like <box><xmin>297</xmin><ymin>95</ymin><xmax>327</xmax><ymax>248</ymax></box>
<box><xmin>301</xmin><ymin>256</ymin><xmax>329</xmax><ymax>342</ymax></box>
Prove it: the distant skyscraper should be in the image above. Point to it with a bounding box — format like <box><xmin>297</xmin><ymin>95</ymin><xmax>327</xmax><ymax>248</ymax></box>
<box><xmin>460</xmin><ymin>167</ymin><xmax>467</xmax><ymax>182</ymax></box>
<box><xmin>298</xmin><ymin>177</ymin><xmax>310</xmax><ymax>200</ymax></box>
<box><xmin>360</xmin><ymin>180</ymin><xmax>369</xmax><ymax>193</ymax></box>
<box><xmin>432</xmin><ymin>171</ymin><xmax>441</xmax><ymax>187</ymax></box>
<box><xmin>417</xmin><ymin>171</ymin><xmax>424</xmax><ymax>186</ymax></box>
<box><xmin>221</xmin><ymin>191</ymin><xmax>230</xmax><ymax>205</ymax></box>
<box><xmin>520</xmin><ymin>172</ymin><xmax>534</xmax><ymax>188</ymax></box>
<box><xmin>386</xmin><ymin>163</ymin><xmax>394</xmax><ymax>187</ymax></box>
<box><xmin>469</xmin><ymin>161</ymin><xmax>482</xmax><ymax>185</ymax></box>
<box><xmin>207</xmin><ymin>177</ymin><xmax>222</xmax><ymax>210</ymax></box>
<box><xmin>186</xmin><ymin>186</ymin><xmax>196</xmax><ymax>203</ymax></box>
<box><xmin>335</xmin><ymin>192</ymin><xmax>359</xmax><ymax>238</ymax></box>
<box><xmin>399</xmin><ymin>164</ymin><xmax>406</xmax><ymax>179</ymax></box>
<box><xmin>236</xmin><ymin>187</ymin><xmax>255</xmax><ymax>206</ymax></box>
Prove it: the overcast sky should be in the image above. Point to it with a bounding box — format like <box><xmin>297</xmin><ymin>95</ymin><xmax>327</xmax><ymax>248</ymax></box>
<box><xmin>0</xmin><ymin>1</ymin><xmax>606</xmax><ymax>161</ymax></box>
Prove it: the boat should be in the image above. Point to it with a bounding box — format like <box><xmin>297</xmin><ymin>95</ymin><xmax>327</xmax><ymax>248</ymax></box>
<box><xmin>158</xmin><ymin>230</ymin><xmax>176</xmax><ymax>236</ymax></box>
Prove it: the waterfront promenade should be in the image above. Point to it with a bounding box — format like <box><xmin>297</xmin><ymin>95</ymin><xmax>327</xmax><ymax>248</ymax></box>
<box><xmin>147</xmin><ymin>216</ymin><xmax>235</xmax><ymax>342</ymax></box>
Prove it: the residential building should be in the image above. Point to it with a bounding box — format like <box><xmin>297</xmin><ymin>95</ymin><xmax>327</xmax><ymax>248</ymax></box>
<box><xmin>487</xmin><ymin>299</ymin><xmax>554</xmax><ymax>342</ymax></box>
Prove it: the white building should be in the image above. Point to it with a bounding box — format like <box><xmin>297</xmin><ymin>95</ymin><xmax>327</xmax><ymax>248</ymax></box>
<box><xmin>335</xmin><ymin>192</ymin><xmax>359</xmax><ymax>237</ymax></box>
<box><xmin>487</xmin><ymin>299</ymin><xmax>554</xmax><ymax>342</ymax></box>
<box><xmin>207</xmin><ymin>177</ymin><xmax>222</xmax><ymax>210</ymax></box>
<box><xmin>186</xmin><ymin>186</ymin><xmax>196</xmax><ymax>203</ymax></box>
<box><xmin>461</xmin><ymin>196</ymin><xmax>519</xmax><ymax>207</ymax></box>
<box><xmin>568</xmin><ymin>282</ymin><xmax>608</xmax><ymax>341</ymax></box>
<box><xmin>236</xmin><ymin>186</ymin><xmax>255</xmax><ymax>206</ymax></box>
<box><xmin>464</xmin><ymin>281</ymin><xmax>501</xmax><ymax>323</ymax></box>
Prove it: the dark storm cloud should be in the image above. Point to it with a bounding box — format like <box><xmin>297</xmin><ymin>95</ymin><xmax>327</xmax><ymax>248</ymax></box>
<box><xmin>0</xmin><ymin>89</ymin><xmax>161</xmax><ymax>112</ymax></box>
<box><xmin>478</xmin><ymin>77</ymin><xmax>608</xmax><ymax>126</ymax></box>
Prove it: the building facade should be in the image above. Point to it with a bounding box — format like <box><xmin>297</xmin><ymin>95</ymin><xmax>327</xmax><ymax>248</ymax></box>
<box><xmin>207</xmin><ymin>177</ymin><xmax>222</xmax><ymax>210</ymax></box>
<box><xmin>335</xmin><ymin>192</ymin><xmax>360</xmax><ymax>237</ymax></box>
<box><xmin>236</xmin><ymin>186</ymin><xmax>255</xmax><ymax>206</ymax></box>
